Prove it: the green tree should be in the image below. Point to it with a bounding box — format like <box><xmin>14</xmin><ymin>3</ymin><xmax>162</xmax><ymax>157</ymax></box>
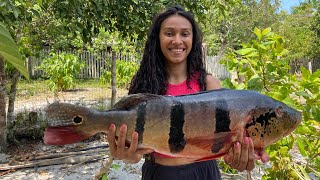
<box><xmin>201</xmin><ymin>0</ymin><xmax>281</xmax><ymax>58</ymax></box>
<box><xmin>0</xmin><ymin>0</ymin><xmax>40</xmax><ymax>150</ymax></box>
<box><xmin>0</xmin><ymin>22</ymin><xmax>29</xmax><ymax>151</ymax></box>
<box><xmin>274</xmin><ymin>1</ymin><xmax>317</xmax><ymax>72</ymax></box>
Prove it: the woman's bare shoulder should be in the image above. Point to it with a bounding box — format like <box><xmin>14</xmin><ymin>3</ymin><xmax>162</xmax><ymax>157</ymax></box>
<box><xmin>206</xmin><ymin>74</ymin><xmax>222</xmax><ymax>90</ymax></box>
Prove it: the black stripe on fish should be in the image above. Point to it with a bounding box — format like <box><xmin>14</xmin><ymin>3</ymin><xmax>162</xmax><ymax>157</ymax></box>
<box><xmin>212</xmin><ymin>99</ymin><xmax>231</xmax><ymax>153</ymax></box>
<box><xmin>135</xmin><ymin>102</ymin><xmax>147</xmax><ymax>144</ymax></box>
<box><xmin>168</xmin><ymin>101</ymin><xmax>186</xmax><ymax>153</ymax></box>
<box><xmin>214</xmin><ymin>99</ymin><xmax>231</xmax><ymax>133</ymax></box>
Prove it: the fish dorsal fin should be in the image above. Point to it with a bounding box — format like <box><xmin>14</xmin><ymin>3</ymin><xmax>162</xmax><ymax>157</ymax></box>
<box><xmin>112</xmin><ymin>93</ymin><xmax>162</xmax><ymax>110</ymax></box>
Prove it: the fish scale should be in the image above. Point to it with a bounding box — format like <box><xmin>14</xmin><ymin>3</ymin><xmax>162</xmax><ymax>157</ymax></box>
<box><xmin>44</xmin><ymin>89</ymin><xmax>301</xmax><ymax>162</ymax></box>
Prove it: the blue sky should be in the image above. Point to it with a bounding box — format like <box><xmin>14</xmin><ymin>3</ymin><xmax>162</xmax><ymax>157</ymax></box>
<box><xmin>280</xmin><ymin>0</ymin><xmax>303</xmax><ymax>12</ymax></box>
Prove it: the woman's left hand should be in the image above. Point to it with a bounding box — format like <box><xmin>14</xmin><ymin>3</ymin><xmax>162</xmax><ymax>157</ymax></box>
<box><xmin>223</xmin><ymin>137</ymin><xmax>269</xmax><ymax>172</ymax></box>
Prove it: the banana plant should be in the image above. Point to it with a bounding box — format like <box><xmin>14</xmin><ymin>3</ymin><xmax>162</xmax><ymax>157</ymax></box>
<box><xmin>0</xmin><ymin>22</ymin><xmax>29</xmax><ymax>79</ymax></box>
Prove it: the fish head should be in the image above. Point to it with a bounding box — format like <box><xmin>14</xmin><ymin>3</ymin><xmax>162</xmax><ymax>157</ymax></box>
<box><xmin>44</xmin><ymin>102</ymin><xmax>99</xmax><ymax>145</ymax></box>
<box><xmin>245</xmin><ymin>103</ymin><xmax>302</xmax><ymax>148</ymax></box>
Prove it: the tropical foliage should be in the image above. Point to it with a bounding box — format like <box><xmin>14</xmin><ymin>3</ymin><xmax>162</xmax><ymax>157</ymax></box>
<box><xmin>221</xmin><ymin>27</ymin><xmax>320</xmax><ymax>179</ymax></box>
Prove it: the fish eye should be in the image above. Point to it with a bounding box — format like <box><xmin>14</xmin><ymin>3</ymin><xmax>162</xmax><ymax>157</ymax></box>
<box><xmin>73</xmin><ymin>116</ymin><xmax>83</xmax><ymax>124</ymax></box>
<box><xmin>276</xmin><ymin>106</ymin><xmax>283</xmax><ymax>117</ymax></box>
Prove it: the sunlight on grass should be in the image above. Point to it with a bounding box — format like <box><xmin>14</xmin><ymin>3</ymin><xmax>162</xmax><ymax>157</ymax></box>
<box><xmin>16</xmin><ymin>79</ymin><xmax>107</xmax><ymax>98</ymax></box>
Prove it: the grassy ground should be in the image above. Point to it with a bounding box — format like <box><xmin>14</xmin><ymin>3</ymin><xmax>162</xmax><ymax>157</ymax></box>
<box><xmin>15</xmin><ymin>79</ymin><xmax>107</xmax><ymax>98</ymax></box>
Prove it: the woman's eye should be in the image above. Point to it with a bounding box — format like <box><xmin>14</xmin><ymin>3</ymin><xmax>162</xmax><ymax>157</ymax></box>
<box><xmin>166</xmin><ymin>32</ymin><xmax>173</xmax><ymax>36</ymax></box>
<box><xmin>182</xmin><ymin>32</ymin><xmax>190</xmax><ymax>37</ymax></box>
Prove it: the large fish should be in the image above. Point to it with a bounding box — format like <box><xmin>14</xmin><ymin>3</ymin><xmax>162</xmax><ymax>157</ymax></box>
<box><xmin>44</xmin><ymin>89</ymin><xmax>301</xmax><ymax>161</ymax></box>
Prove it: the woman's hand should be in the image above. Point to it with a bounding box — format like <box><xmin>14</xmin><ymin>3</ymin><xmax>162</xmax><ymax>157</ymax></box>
<box><xmin>107</xmin><ymin>124</ymin><xmax>154</xmax><ymax>164</ymax></box>
<box><xmin>223</xmin><ymin>137</ymin><xmax>269</xmax><ymax>172</ymax></box>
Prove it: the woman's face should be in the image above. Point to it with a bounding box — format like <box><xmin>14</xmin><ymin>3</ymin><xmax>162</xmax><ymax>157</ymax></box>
<box><xmin>159</xmin><ymin>15</ymin><xmax>193</xmax><ymax>65</ymax></box>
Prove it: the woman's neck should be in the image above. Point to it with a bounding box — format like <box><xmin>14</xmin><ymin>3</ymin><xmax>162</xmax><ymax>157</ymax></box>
<box><xmin>166</xmin><ymin>62</ymin><xmax>187</xmax><ymax>84</ymax></box>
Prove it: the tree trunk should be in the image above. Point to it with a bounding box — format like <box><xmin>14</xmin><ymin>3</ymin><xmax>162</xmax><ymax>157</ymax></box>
<box><xmin>217</xmin><ymin>39</ymin><xmax>227</xmax><ymax>60</ymax></box>
<box><xmin>7</xmin><ymin>69</ymin><xmax>20</xmax><ymax>127</ymax></box>
<box><xmin>0</xmin><ymin>57</ymin><xmax>7</xmax><ymax>152</ymax></box>
<box><xmin>110</xmin><ymin>51</ymin><xmax>117</xmax><ymax>107</ymax></box>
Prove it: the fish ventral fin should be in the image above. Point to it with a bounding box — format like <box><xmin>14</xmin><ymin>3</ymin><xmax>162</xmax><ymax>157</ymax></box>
<box><xmin>111</xmin><ymin>93</ymin><xmax>162</xmax><ymax>110</ymax></box>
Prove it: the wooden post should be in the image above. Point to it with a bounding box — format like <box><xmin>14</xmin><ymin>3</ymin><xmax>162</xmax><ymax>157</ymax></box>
<box><xmin>308</xmin><ymin>61</ymin><xmax>312</xmax><ymax>73</ymax></box>
<box><xmin>111</xmin><ymin>51</ymin><xmax>117</xmax><ymax>107</ymax></box>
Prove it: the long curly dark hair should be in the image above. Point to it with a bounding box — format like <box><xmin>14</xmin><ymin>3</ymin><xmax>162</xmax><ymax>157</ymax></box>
<box><xmin>128</xmin><ymin>6</ymin><xmax>207</xmax><ymax>95</ymax></box>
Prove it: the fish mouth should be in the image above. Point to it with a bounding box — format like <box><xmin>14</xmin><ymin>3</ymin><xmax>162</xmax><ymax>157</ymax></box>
<box><xmin>44</xmin><ymin>126</ymin><xmax>90</xmax><ymax>145</ymax></box>
<box><xmin>283</xmin><ymin>118</ymin><xmax>302</xmax><ymax>137</ymax></box>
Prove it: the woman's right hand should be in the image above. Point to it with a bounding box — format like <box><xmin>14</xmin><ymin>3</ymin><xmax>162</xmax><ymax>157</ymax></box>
<box><xmin>107</xmin><ymin>124</ymin><xmax>154</xmax><ymax>164</ymax></box>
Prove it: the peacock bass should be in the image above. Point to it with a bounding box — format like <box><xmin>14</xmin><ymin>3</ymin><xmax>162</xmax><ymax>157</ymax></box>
<box><xmin>44</xmin><ymin>89</ymin><xmax>301</xmax><ymax>162</ymax></box>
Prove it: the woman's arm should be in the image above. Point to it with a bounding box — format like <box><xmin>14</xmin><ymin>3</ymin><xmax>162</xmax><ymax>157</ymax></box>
<box><xmin>206</xmin><ymin>74</ymin><xmax>222</xmax><ymax>90</ymax></box>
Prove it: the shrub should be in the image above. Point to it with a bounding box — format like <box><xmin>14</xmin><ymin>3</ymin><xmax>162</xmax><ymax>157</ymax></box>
<box><xmin>100</xmin><ymin>60</ymin><xmax>139</xmax><ymax>88</ymax></box>
<box><xmin>38</xmin><ymin>52</ymin><xmax>85</xmax><ymax>92</ymax></box>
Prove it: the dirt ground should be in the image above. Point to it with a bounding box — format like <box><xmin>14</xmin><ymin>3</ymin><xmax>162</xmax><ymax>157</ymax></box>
<box><xmin>0</xmin><ymin>137</ymin><xmax>264</xmax><ymax>180</ymax></box>
<box><xmin>0</xmin><ymin>137</ymin><xmax>144</xmax><ymax>180</ymax></box>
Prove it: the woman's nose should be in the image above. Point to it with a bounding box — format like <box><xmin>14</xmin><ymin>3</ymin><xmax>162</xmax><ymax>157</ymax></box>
<box><xmin>172</xmin><ymin>35</ymin><xmax>182</xmax><ymax>44</ymax></box>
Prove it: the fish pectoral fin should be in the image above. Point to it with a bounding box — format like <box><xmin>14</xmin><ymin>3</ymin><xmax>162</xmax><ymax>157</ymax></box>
<box><xmin>186</xmin><ymin>132</ymin><xmax>236</xmax><ymax>153</ymax></box>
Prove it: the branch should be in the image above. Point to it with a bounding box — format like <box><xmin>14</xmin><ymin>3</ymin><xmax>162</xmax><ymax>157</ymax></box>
<box><xmin>0</xmin><ymin>154</ymin><xmax>104</xmax><ymax>171</ymax></box>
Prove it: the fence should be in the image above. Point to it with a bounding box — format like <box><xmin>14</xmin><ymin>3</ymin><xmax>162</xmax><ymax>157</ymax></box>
<box><xmin>26</xmin><ymin>49</ymin><xmax>231</xmax><ymax>80</ymax></box>
<box><xmin>205</xmin><ymin>56</ymin><xmax>231</xmax><ymax>80</ymax></box>
<box><xmin>26</xmin><ymin>48</ymin><xmax>139</xmax><ymax>79</ymax></box>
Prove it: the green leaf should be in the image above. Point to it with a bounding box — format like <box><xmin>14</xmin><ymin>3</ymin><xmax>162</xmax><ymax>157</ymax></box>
<box><xmin>0</xmin><ymin>23</ymin><xmax>15</xmax><ymax>42</ymax></box>
<box><xmin>283</xmin><ymin>96</ymin><xmax>298</xmax><ymax>109</ymax></box>
<box><xmin>279</xmin><ymin>49</ymin><xmax>289</xmax><ymax>56</ymax></box>
<box><xmin>258</xmin><ymin>44</ymin><xmax>267</xmax><ymax>50</ymax></box>
<box><xmin>311</xmin><ymin>106</ymin><xmax>320</xmax><ymax>121</ymax></box>
<box><xmin>279</xmin><ymin>146</ymin><xmax>288</xmax><ymax>155</ymax></box>
<box><xmin>12</xmin><ymin>6</ymin><xmax>20</xmax><ymax>18</ymax></box>
<box><xmin>261</xmin><ymin>27</ymin><xmax>271</xmax><ymax>36</ymax></box>
<box><xmin>269</xmin><ymin>150</ymin><xmax>277</xmax><ymax>158</ymax></box>
<box><xmin>296</xmin><ymin>123</ymin><xmax>312</xmax><ymax>134</ymax></box>
<box><xmin>236</xmin><ymin>48</ymin><xmax>256</xmax><ymax>55</ymax></box>
<box><xmin>235</xmin><ymin>83</ymin><xmax>245</xmax><ymax>90</ymax></box>
<box><xmin>295</xmin><ymin>91</ymin><xmax>312</xmax><ymax>98</ymax></box>
<box><xmin>101</xmin><ymin>173</ymin><xmax>108</xmax><ymax>180</ymax></box>
<box><xmin>0</xmin><ymin>22</ymin><xmax>29</xmax><ymax>79</ymax></box>
<box><xmin>248</xmin><ymin>75</ymin><xmax>263</xmax><ymax>91</ymax></box>
<box><xmin>0</xmin><ymin>1</ymin><xmax>7</xmax><ymax>7</ymax></box>
<box><xmin>254</xmin><ymin>27</ymin><xmax>262</xmax><ymax>40</ymax></box>
<box><xmin>297</xmin><ymin>139</ymin><xmax>307</xmax><ymax>156</ymax></box>
<box><xmin>36</xmin><ymin>0</ymin><xmax>43</xmax><ymax>5</ymax></box>
<box><xmin>301</xmin><ymin>66</ymin><xmax>311</xmax><ymax>79</ymax></box>
<box><xmin>31</xmin><ymin>9</ymin><xmax>40</xmax><ymax>17</ymax></box>
<box><xmin>310</xmin><ymin>69</ymin><xmax>320</xmax><ymax>80</ymax></box>
<box><xmin>222</xmin><ymin>78</ymin><xmax>236</xmax><ymax>89</ymax></box>
<box><xmin>244</xmin><ymin>51</ymin><xmax>258</xmax><ymax>58</ymax></box>
<box><xmin>111</xmin><ymin>164</ymin><xmax>120</xmax><ymax>170</ymax></box>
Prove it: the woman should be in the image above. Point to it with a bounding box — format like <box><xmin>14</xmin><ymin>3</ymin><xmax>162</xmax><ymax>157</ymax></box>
<box><xmin>107</xmin><ymin>6</ymin><xmax>269</xmax><ymax>180</ymax></box>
